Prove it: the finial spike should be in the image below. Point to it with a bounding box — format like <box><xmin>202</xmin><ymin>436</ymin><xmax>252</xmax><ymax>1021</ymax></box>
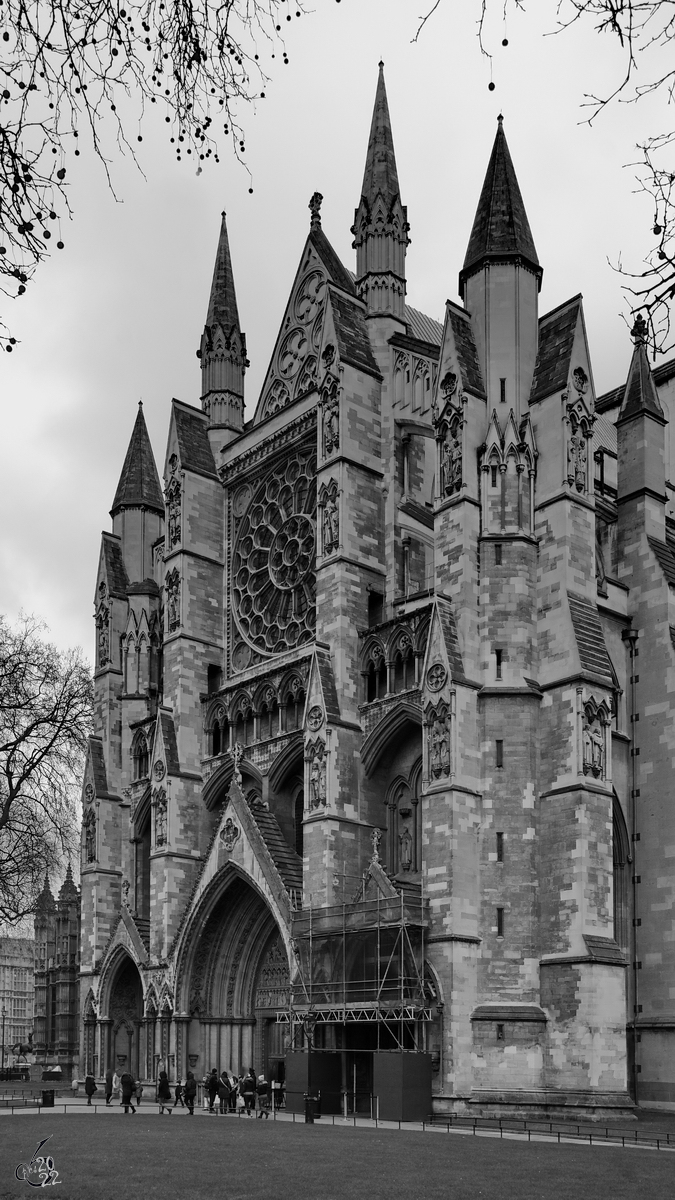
<box><xmin>631</xmin><ymin>313</ymin><xmax>648</xmax><ymax>346</ymax></box>
<box><xmin>309</xmin><ymin>191</ymin><xmax>323</xmax><ymax>231</ymax></box>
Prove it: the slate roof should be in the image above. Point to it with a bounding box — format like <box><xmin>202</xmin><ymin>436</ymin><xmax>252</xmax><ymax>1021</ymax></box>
<box><xmin>436</xmin><ymin>594</ymin><xmax>465</xmax><ymax>681</ymax></box>
<box><xmin>567</xmin><ymin>593</ymin><xmax>614</xmax><ymax>682</ymax></box>
<box><xmin>593</xmin><ymin>412</ymin><xmax>617</xmax><ymax>455</ymax></box>
<box><xmin>101</xmin><ymin>533</ymin><xmax>129</xmax><ymax>599</ymax></box>
<box><xmin>446</xmin><ymin>302</ymin><xmax>486</xmax><ymax>398</ymax></box>
<box><xmin>460</xmin><ymin>117</ymin><xmax>541</xmax><ymax>294</ymax></box>
<box><xmin>309</xmin><ymin>227</ymin><xmax>355</xmax><ymax>297</ymax></box>
<box><xmin>173</xmin><ymin>400</ymin><xmax>217</xmax><ymax>478</ymax></box>
<box><xmin>157</xmin><ymin>708</ymin><xmax>181</xmax><ymax>776</ymax></box>
<box><xmin>405</xmin><ymin>305</ymin><xmax>443</xmax><ymax>348</ymax></box>
<box><xmin>315</xmin><ymin>649</ymin><xmax>341</xmax><ymax>725</ymax></box>
<box><xmin>359</xmin><ymin>62</ymin><xmax>401</xmax><ymax>207</ymax></box>
<box><xmin>248</xmin><ymin>800</ymin><xmax>303</xmax><ymax>894</ymax></box>
<box><xmin>330</xmin><ymin>289</ymin><xmax>381</xmax><ymax>377</ymax></box>
<box><xmin>89</xmin><ymin>736</ymin><xmax>116</xmax><ymax>799</ymax></box>
<box><xmin>647</xmin><ymin>536</ymin><xmax>675</xmax><ymax>588</ymax></box>
<box><xmin>111</xmin><ymin>403</ymin><xmax>164</xmax><ymax>516</ymax></box>
<box><xmin>529</xmin><ymin>296</ymin><xmax>581</xmax><ymax>404</ymax></box>
<box><xmin>619</xmin><ymin>341</ymin><xmax>664</xmax><ymax>422</ymax></box>
<box><xmin>205</xmin><ymin>211</ymin><xmax>241</xmax><ymax>333</ymax></box>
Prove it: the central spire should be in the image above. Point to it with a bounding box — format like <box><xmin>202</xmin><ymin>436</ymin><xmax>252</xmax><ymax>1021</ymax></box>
<box><xmin>352</xmin><ymin>63</ymin><xmax>409</xmax><ymax>320</ymax></box>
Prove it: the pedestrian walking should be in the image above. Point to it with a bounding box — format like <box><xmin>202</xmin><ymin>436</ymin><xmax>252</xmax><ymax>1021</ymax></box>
<box><xmin>157</xmin><ymin>1070</ymin><xmax>172</xmax><ymax>1115</ymax></box>
<box><xmin>256</xmin><ymin>1074</ymin><xmax>270</xmax><ymax>1119</ymax></box>
<box><xmin>135</xmin><ymin>1080</ymin><xmax>143</xmax><ymax>1107</ymax></box>
<box><xmin>173</xmin><ymin>1079</ymin><xmax>185</xmax><ymax>1108</ymax></box>
<box><xmin>184</xmin><ymin>1071</ymin><xmax>197</xmax><ymax>1116</ymax></box>
<box><xmin>228</xmin><ymin>1072</ymin><xmax>238</xmax><ymax>1112</ymax></box>
<box><xmin>84</xmin><ymin>1073</ymin><xmax>97</xmax><ymax>1106</ymax></box>
<box><xmin>105</xmin><ymin>1068</ymin><xmax>113</xmax><ymax>1106</ymax></box>
<box><xmin>120</xmin><ymin>1072</ymin><xmax>136</xmax><ymax>1114</ymax></box>
<box><xmin>112</xmin><ymin>1070</ymin><xmax>121</xmax><ymax>1099</ymax></box>
<box><xmin>241</xmin><ymin>1068</ymin><xmax>256</xmax><ymax>1117</ymax></box>
<box><xmin>206</xmin><ymin>1067</ymin><xmax>218</xmax><ymax>1114</ymax></box>
<box><xmin>217</xmin><ymin>1072</ymin><xmax>229</xmax><ymax>1115</ymax></box>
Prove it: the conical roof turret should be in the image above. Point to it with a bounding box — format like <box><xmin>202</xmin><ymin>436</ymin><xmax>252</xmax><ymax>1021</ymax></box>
<box><xmin>58</xmin><ymin>862</ymin><xmax>79</xmax><ymax>903</ymax></box>
<box><xmin>35</xmin><ymin>872</ymin><xmax>55</xmax><ymax>915</ymax></box>
<box><xmin>352</xmin><ymin>63</ymin><xmax>409</xmax><ymax>319</ymax></box>
<box><xmin>460</xmin><ymin>116</ymin><xmax>541</xmax><ymax>297</ymax></box>
<box><xmin>110</xmin><ymin>403</ymin><xmax>164</xmax><ymax>517</ymax></box>
<box><xmin>199</xmin><ymin>211</ymin><xmax>246</xmax><ymax>442</ymax></box>
<box><xmin>619</xmin><ymin>314</ymin><xmax>664</xmax><ymax>422</ymax></box>
<box><xmin>359</xmin><ymin>61</ymin><xmax>401</xmax><ymax>209</ymax></box>
<box><xmin>204</xmin><ymin>210</ymin><xmax>242</xmax><ymax>336</ymax></box>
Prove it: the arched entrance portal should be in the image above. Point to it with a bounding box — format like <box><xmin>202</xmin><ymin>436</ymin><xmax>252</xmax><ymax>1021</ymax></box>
<box><xmin>183</xmin><ymin>874</ymin><xmax>290</xmax><ymax>1081</ymax></box>
<box><xmin>108</xmin><ymin>955</ymin><xmax>143</xmax><ymax>1079</ymax></box>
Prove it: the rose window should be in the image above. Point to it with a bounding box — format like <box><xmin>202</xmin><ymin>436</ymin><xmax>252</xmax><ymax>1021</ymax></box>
<box><xmin>232</xmin><ymin>449</ymin><xmax>316</xmax><ymax>656</ymax></box>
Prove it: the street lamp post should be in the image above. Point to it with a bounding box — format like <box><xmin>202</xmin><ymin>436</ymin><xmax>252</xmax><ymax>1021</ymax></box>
<box><xmin>1</xmin><ymin>1006</ymin><xmax>6</xmax><ymax>1074</ymax></box>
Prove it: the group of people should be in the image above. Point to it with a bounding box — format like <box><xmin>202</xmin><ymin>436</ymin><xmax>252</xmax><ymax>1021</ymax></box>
<box><xmin>83</xmin><ymin>1066</ymin><xmax>272</xmax><ymax>1116</ymax></box>
<box><xmin>204</xmin><ymin>1067</ymin><xmax>271</xmax><ymax>1118</ymax></box>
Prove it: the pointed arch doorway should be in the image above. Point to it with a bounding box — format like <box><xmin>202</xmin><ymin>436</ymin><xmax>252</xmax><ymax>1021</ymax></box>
<box><xmin>107</xmin><ymin>955</ymin><xmax>143</xmax><ymax>1079</ymax></box>
<box><xmin>181</xmin><ymin>872</ymin><xmax>291</xmax><ymax>1081</ymax></box>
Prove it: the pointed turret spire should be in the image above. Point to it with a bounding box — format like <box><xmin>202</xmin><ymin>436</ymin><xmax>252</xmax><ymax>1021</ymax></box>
<box><xmin>619</xmin><ymin>314</ymin><xmax>664</xmax><ymax>421</ymax></box>
<box><xmin>111</xmin><ymin>403</ymin><xmax>164</xmax><ymax>517</ymax></box>
<box><xmin>35</xmin><ymin>872</ymin><xmax>55</xmax><ymax>914</ymax></box>
<box><xmin>460</xmin><ymin>115</ymin><xmax>541</xmax><ymax>298</ymax></box>
<box><xmin>352</xmin><ymin>63</ymin><xmax>409</xmax><ymax>320</ymax></box>
<box><xmin>360</xmin><ymin>61</ymin><xmax>401</xmax><ymax>210</ymax></box>
<box><xmin>58</xmin><ymin>861</ymin><xmax>79</xmax><ymax>902</ymax></box>
<box><xmin>199</xmin><ymin>211</ymin><xmax>246</xmax><ymax>446</ymax></box>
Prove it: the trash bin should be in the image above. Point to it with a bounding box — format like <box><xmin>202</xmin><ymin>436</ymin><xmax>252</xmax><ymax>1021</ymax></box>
<box><xmin>303</xmin><ymin>1093</ymin><xmax>320</xmax><ymax>1123</ymax></box>
<box><xmin>41</xmin><ymin>1090</ymin><xmax>55</xmax><ymax>1108</ymax></box>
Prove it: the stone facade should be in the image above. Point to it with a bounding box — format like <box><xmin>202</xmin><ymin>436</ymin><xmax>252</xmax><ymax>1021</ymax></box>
<box><xmin>33</xmin><ymin>868</ymin><xmax>80</xmax><ymax>1079</ymax></box>
<box><xmin>79</xmin><ymin>69</ymin><xmax>675</xmax><ymax>1116</ymax></box>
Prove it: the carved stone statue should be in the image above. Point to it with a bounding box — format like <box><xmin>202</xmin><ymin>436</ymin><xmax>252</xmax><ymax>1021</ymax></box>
<box><xmin>310</xmin><ymin>743</ymin><xmax>327</xmax><ymax>808</ymax></box>
<box><xmin>567</xmin><ymin>426</ymin><xmax>587</xmax><ymax>493</ymax></box>
<box><xmin>399</xmin><ymin>826</ymin><xmax>413</xmax><ymax>872</ymax></box>
<box><xmin>166</xmin><ymin>478</ymin><xmax>181</xmax><ymax>548</ymax></box>
<box><xmin>323</xmin><ymin>497</ymin><xmax>339</xmax><ymax>554</ymax></box>
<box><xmin>323</xmin><ymin>395</ymin><xmax>339</xmax><ymax>457</ymax></box>
<box><xmin>371</xmin><ymin>828</ymin><xmax>382</xmax><ymax>862</ymax></box>
<box><xmin>84</xmin><ymin>809</ymin><xmax>96</xmax><ymax>863</ymax></box>
<box><xmin>430</xmin><ymin>714</ymin><xmax>451</xmax><ymax>780</ymax></box>
<box><xmin>97</xmin><ymin>606</ymin><xmax>110</xmax><ymax>668</ymax></box>
<box><xmin>441</xmin><ymin>430</ymin><xmax>462</xmax><ymax>496</ymax></box>
<box><xmin>154</xmin><ymin>788</ymin><xmax>167</xmax><ymax>846</ymax></box>
<box><xmin>583</xmin><ymin>712</ymin><xmax>605</xmax><ymax>778</ymax></box>
<box><xmin>165</xmin><ymin>568</ymin><xmax>180</xmax><ymax>632</ymax></box>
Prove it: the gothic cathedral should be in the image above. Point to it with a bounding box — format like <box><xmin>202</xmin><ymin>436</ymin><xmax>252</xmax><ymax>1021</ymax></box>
<box><xmin>79</xmin><ymin>66</ymin><xmax>675</xmax><ymax>1117</ymax></box>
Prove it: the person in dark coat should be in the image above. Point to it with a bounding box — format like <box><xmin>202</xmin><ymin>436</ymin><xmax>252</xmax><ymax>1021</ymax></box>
<box><xmin>135</xmin><ymin>1080</ymin><xmax>143</xmax><ymax>1107</ymax></box>
<box><xmin>217</xmin><ymin>1072</ymin><xmax>230</xmax><ymax>1115</ymax></box>
<box><xmin>104</xmin><ymin>1068</ymin><xmax>113</xmax><ymax>1106</ymax></box>
<box><xmin>157</xmin><ymin>1070</ymin><xmax>172</xmax><ymax>1115</ymax></box>
<box><xmin>256</xmin><ymin>1074</ymin><xmax>270</xmax><ymax>1119</ymax></box>
<box><xmin>206</xmin><ymin>1067</ymin><xmax>219</xmax><ymax>1114</ymax></box>
<box><xmin>84</xmin><ymin>1074</ymin><xmax>97</xmax><ymax>1106</ymax></box>
<box><xmin>228</xmin><ymin>1072</ymin><xmax>238</xmax><ymax>1112</ymax></box>
<box><xmin>120</xmin><ymin>1072</ymin><xmax>136</xmax><ymax>1114</ymax></box>
<box><xmin>184</xmin><ymin>1071</ymin><xmax>197</xmax><ymax>1116</ymax></box>
<box><xmin>173</xmin><ymin>1079</ymin><xmax>185</xmax><ymax>1109</ymax></box>
<box><xmin>241</xmin><ymin>1068</ymin><xmax>256</xmax><ymax>1117</ymax></box>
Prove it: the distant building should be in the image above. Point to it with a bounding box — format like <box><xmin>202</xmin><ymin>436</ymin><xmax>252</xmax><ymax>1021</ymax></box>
<box><xmin>0</xmin><ymin>936</ymin><xmax>34</xmax><ymax>1065</ymax></box>
<box><xmin>33</xmin><ymin>868</ymin><xmax>81</xmax><ymax>1079</ymax></box>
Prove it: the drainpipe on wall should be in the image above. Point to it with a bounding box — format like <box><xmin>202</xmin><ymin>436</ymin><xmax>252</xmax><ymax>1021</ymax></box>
<box><xmin>622</xmin><ymin>625</ymin><xmax>639</xmax><ymax>1105</ymax></box>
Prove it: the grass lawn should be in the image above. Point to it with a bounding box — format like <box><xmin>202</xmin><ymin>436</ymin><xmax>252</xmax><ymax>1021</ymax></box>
<box><xmin>0</xmin><ymin>1113</ymin><xmax>671</xmax><ymax>1200</ymax></box>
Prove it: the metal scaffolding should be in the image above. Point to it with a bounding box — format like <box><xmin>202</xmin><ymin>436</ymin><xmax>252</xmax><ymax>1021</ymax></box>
<box><xmin>279</xmin><ymin>888</ymin><xmax>431</xmax><ymax>1050</ymax></box>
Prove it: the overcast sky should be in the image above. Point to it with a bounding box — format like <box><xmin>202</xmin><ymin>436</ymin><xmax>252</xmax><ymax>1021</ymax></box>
<box><xmin>0</xmin><ymin>0</ymin><xmax>668</xmax><ymax>661</ymax></box>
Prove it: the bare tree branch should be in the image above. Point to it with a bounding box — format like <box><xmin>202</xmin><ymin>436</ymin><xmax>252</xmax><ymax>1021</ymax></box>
<box><xmin>0</xmin><ymin>0</ymin><xmax>307</xmax><ymax>352</ymax></box>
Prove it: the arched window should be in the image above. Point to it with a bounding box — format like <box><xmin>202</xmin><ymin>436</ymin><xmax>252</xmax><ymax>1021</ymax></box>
<box><xmin>613</xmin><ymin>796</ymin><xmax>630</xmax><ymax>953</ymax></box>
<box><xmin>243</xmin><ymin>707</ymin><xmax>254</xmax><ymax>746</ymax></box>
<box><xmin>132</xmin><ymin>732</ymin><xmax>149</xmax><ymax>781</ymax></box>
<box><xmin>212</xmin><ymin>724</ymin><xmax>221</xmax><ymax>757</ymax></box>
<box><xmin>393</xmin><ymin>642</ymin><xmax>413</xmax><ymax>693</ymax></box>
<box><xmin>285</xmin><ymin>685</ymin><xmax>305</xmax><ymax>732</ymax></box>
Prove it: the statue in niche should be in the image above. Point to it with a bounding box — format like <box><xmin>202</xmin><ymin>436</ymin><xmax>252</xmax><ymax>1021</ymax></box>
<box><xmin>154</xmin><ymin>788</ymin><xmax>167</xmax><ymax>846</ymax></box>
<box><xmin>371</xmin><ymin>828</ymin><xmax>382</xmax><ymax>862</ymax></box>
<box><xmin>220</xmin><ymin>817</ymin><xmax>240</xmax><ymax>852</ymax></box>
<box><xmin>122</xmin><ymin>878</ymin><xmax>131</xmax><ymax>907</ymax></box>
<box><xmin>310</xmin><ymin>743</ymin><xmax>327</xmax><ymax>809</ymax></box>
<box><xmin>567</xmin><ymin>425</ymin><xmax>587</xmax><ymax>493</ymax></box>
<box><xmin>583</xmin><ymin>711</ymin><xmax>605</xmax><ymax>778</ymax></box>
<box><xmin>166</xmin><ymin>478</ymin><xmax>181</xmax><ymax>548</ymax></box>
<box><xmin>97</xmin><ymin>605</ymin><xmax>110</xmax><ymax>667</ymax></box>
<box><xmin>399</xmin><ymin>826</ymin><xmax>413</xmax><ymax>872</ymax></box>
<box><xmin>165</xmin><ymin>569</ymin><xmax>180</xmax><ymax>632</ymax></box>
<box><xmin>84</xmin><ymin>809</ymin><xmax>96</xmax><ymax>863</ymax></box>
<box><xmin>441</xmin><ymin>429</ymin><xmax>462</xmax><ymax>496</ymax></box>
<box><xmin>323</xmin><ymin>496</ymin><xmax>339</xmax><ymax>555</ymax></box>
<box><xmin>430</xmin><ymin>714</ymin><xmax>451</xmax><ymax>780</ymax></box>
<box><xmin>323</xmin><ymin>392</ymin><xmax>339</xmax><ymax>457</ymax></box>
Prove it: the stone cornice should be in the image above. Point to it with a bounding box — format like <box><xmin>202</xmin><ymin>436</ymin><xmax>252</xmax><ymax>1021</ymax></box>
<box><xmin>218</xmin><ymin>409</ymin><xmax>317</xmax><ymax>486</ymax></box>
